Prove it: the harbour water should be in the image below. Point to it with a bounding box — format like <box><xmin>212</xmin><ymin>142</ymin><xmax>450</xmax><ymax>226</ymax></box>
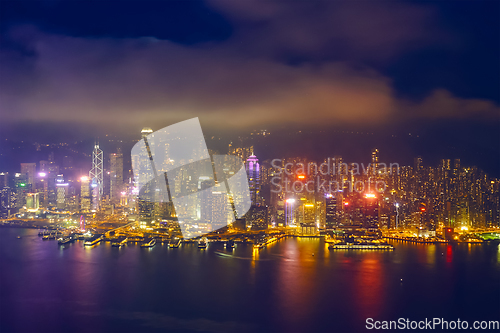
<box><xmin>1</xmin><ymin>228</ymin><xmax>499</xmax><ymax>332</ymax></box>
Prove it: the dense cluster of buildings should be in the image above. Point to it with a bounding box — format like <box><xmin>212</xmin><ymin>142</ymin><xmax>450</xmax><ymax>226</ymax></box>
<box><xmin>1</xmin><ymin>130</ymin><xmax>499</xmax><ymax>238</ymax></box>
<box><xmin>0</xmin><ymin>144</ymin><xmax>128</xmax><ymax>219</ymax></box>
<box><xmin>251</xmin><ymin>150</ymin><xmax>500</xmax><ymax>235</ymax></box>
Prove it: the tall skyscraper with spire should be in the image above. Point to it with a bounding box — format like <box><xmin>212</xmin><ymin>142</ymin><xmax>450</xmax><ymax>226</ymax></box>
<box><xmin>137</xmin><ymin>128</ymin><xmax>155</xmax><ymax>226</ymax></box>
<box><xmin>89</xmin><ymin>142</ymin><xmax>103</xmax><ymax>211</ymax></box>
<box><xmin>246</xmin><ymin>153</ymin><xmax>261</xmax><ymax>206</ymax></box>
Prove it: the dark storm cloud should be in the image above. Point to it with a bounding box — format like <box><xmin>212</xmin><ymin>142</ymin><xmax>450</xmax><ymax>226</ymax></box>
<box><xmin>0</xmin><ymin>0</ymin><xmax>498</xmax><ymax>131</ymax></box>
<box><xmin>207</xmin><ymin>0</ymin><xmax>448</xmax><ymax>62</ymax></box>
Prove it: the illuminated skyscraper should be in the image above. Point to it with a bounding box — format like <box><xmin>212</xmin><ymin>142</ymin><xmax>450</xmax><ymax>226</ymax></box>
<box><xmin>80</xmin><ymin>176</ymin><xmax>91</xmax><ymax>212</ymax></box>
<box><xmin>325</xmin><ymin>193</ymin><xmax>339</xmax><ymax>230</ymax></box>
<box><xmin>89</xmin><ymin>143</ymin><xmax>103</xmax><ymax>211</ymax></box>
<box><xmin>248</xmin><ymin>206</ymin><xmax>268</xmax><ymax>230</ymax></box>
<box><xmin>371</xmin><ymin>148</ymin><xmax>379</xmax><ymax>171</ymax></box>
<box><xmin>141</xmin><ymin>127</ymin><xmax>153</xmax><ymax>138</ymax></box>
<box><xmin>20</xmin><ymin>163</ymin><xmax>36</xmax><ymax>186</ymax></box>
<box><xmin>300</xmin><ymin>202</ymin><xmax>317</xmax><ymax>235</ymax></box>
<box><xmin>199</xmin><ymin>180</ymin><xmax>230</xmax><ymax>232</ymax></box>
<box><xmin>0</xmin><ymin>172</ymin><xmax>8</xmax><ymax>188</ymax></box>
<box><xmin>0</xmin><ymin>172</ymin><xmax>9</xmax><ymax>218</ymax></box>
<box><xmin>26</xmin><ymin>193</ymin><xmax>39</xmax><ymax>212</ymax></box>
<box><xmin>229</xmin><ymin>144</ymin><xmax>254</xmax><ymax>164</ymax></box>
<box><xmin>56</xmin><ymin>182</ymin><xmax>68</xmax><ymax>210</ymax></box>
<box><xmin>138</xmin><ymin>127</ymin><xmax>155</xmax><ymax>226</ymax></box>
<box><xmin>440</xmin><ymin>159</ymin><xmax>451</xmax><ymax>170</ymax></box>
<box><xmin>246</xmin><ymin>154</ymin><xmax>260</xmax><ymax>206</ymax></box>
<box><xmin>363</xmin><ymin>193</ymin><xmax>379</xmax><ymax>230</ymax></box>
<box><xmin>0</xmin><ymin>186</ymin><xmax>10</xmax><ymax>218</ymax></box>
<box><xmin>109</xmin><ymin>149</ymin><xmax>123</xmax><ymax>203</ymax></box>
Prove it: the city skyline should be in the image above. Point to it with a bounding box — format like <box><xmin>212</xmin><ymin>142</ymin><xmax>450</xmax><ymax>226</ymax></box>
<box><xmin>1</xmin><ymin>125</ymin><xmax>498</xmax><ymax>233</ymax></box>
<box><xmin>0</xmin><ymin>1</ymin><xmax>498</xmax><ymax>333</ymax></box>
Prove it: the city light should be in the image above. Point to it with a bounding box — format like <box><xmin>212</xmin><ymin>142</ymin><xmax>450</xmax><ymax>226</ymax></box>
<box><xmin>0</xmin><ymin>4</ymin><xmax>497</xmax><ymax>332</ymax></box>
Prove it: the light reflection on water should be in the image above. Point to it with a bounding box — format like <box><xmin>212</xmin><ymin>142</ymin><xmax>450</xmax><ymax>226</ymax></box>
<box><xmin>0</xmin><ymin>228</ymin><xmax>499</xmax><ymax>333</ymax></box>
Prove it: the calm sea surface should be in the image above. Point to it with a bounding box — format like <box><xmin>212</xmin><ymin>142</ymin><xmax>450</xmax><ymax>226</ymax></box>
<box><xmin>1</xmin><ymin>228</ymin><xmax>499</xmax><ymax>332</ymax></box>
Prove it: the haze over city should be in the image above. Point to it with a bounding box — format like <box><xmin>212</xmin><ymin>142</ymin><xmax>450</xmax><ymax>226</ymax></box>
<box><xmin>0</xmin><ymin>1</ymin><xmax>499</xmax><ymax>333</ymax></box>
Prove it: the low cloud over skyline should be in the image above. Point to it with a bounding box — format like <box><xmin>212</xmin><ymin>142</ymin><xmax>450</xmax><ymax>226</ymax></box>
<box><xmin>0</xmin><ymin>0</ymin><xmax>498</xmax><ymax>133</ymax></box>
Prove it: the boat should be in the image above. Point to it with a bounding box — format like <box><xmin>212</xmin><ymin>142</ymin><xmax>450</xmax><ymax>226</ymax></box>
<box><xmin>253</xmin><ymin>236</ymin><xmax>278</xmax><ymax>249</ymax></box>
<box><xmin>17</xmin><ymin>236</ymin><xmax>22</xmax><ymax>239</ymax></box>
<box><xmin>43</xmin><ymin>233</ymin><xmax>56</xmax><ymax>240</ymax></box>
<box><xmin>58</xmin><ymin>236</ymin><xmax>74</xmax><ymax>245</ymax></box>
<box><xmin>198</xmin><ymin>238</ymin><xmax>208</xmax><ymax>249</ymax></box>
<box><xmin>141</xmin><ymin>238</ymin><xmax>156</xmax><ymax>248</ymax></box>
<box><xmin>328</xmin><ymin>242</ymin><xmax>394</xmax><ymax>250</ymax></box>
<box><xmin>111</xmin><ymin>237</ymin><xmax>128</xmax><ymax>248</ymax></box>
<box><xmin>169</xmin><ymin>238</ymin><xmax>182</xmax><ymax>248</ymax></box>
<box><xmin>84</xmin><ymin>236</ymin><xmax>102</xmax><ymax>246</ymax></box>
<box><xmin>253</xmin><ymin>242</ymin><xmax>265</xmax><ymax>249</ymax></box>
<box><xmin>225</xmin><ymin>240</ymin><xmax>235</xmax><ymax>249</ymax></box>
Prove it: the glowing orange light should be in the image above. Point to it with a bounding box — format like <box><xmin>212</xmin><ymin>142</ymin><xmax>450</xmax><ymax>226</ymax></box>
<box><xmin>297</xmin><ymin>175</ymin><xmax>305</xmax><ymax>179</ymax></box>
<box><xmin>364</xmin><ymin>193</ymin><xmax>376</xmax><ymax>199</ymax></box>
<box><xmin>344</xmin><ymin>202</ymin><xmax>349</xmax><ymax>206</ymax></box>
<box><xmin>420</xmin><ymin>207</ymin><xmax>426</xmax><ymax>212</ymax></box>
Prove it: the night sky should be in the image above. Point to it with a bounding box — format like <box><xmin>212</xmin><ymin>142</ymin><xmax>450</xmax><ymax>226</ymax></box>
<box><xmin>0</xmin><ymin>0</ymin><xmax>499</xmax><ymax>174</ymax></box>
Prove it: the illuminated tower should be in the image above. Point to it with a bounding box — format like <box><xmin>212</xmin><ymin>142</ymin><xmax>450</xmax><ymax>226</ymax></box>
<box><xmin>138</xmin><ymin>128</ymin><xmax>155</xmax><ymax>226</ymax></box>
<box><xmin>80</xmin><ymin>176</ymin><xmax>91</xmax><ymax>212</ymax></box>
<box><xmin>371</xmin><ymin>148</ymin><xmax>379</xmax><ymax>176</ymax></box>
<box><xmin>246</xmin><ymin>154</ymin><xmax>260</xmax><ymax>206</ymax></box>
<box><xmin>20</xmin><ymin>163</ymin><xmax>36</xmax><ymax>187</ymax></box>
<box><xmin>325</xmin><ymin>193</ymin><xmax>338</xmax><ymax>231</ymax></box>
<box><xmin>89</xmin><ymin>143</ymin><xmax>103</xmax><ymax>211</ymax></box>
<box><xmin>141</xmin><ymin>127</ymin><xmax>153</xmax><ymax>139</ymax></box>
<box><xmin>26</xmin><ymin>193</ymin><xmax>40</xmax><ymax>212</ymax></box>
<box><xmin>109</xmin><ymin>149</ymin><xmax>123</xmax><ymax>204</ymax></box>
<box><xmin>300</xmin><ymin>202</ymin><xmax>317</xmax><ymax>235</ymax></box>
<box><xmin>363</xmin><ymin>193</ymin><xmax>379</xmax><ymax>230</ymax></box>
